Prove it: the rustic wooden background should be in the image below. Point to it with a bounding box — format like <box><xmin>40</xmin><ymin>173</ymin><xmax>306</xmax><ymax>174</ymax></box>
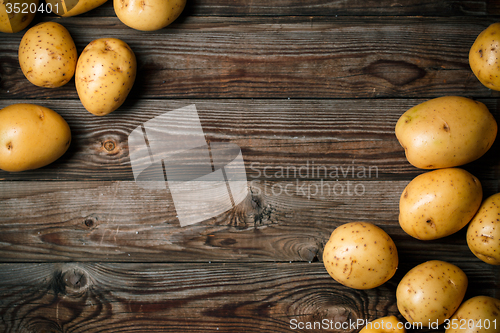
<box><xmin>1</xmin><ymin>0</ymin><xmax>500</xmax><ymax>332</ymax></box>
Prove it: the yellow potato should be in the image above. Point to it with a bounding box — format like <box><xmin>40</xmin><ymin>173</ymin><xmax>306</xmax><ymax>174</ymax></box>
<box><xmin>19</xmin><ymin>22</ymin><xmax>77</xmax><ymax>88</ymax></box>
<box><xmin>395</xmin><ymin>96</ymin><xmax>497</xmax><ymax>169</ymax></box>
<box><xmin>360</xmin><ymin>316</ymin><xmax>406</xmax><ymax>333</ymax></box>
<box><xmin>399</xmin><ymin>168</ymin><xmax>482</xmax><ymax>240</ymax></box>
<box><xmin>0</xmin><ymin>103</ymin><xmax>71</xmax><ymax>172</ymax></box>
<box><xmin>396</xmin><ymin>260</ymin><xmax>468</xmax><ymax>326</ymax></box>
<box><xmin>470</xmin><ymin>23</ymin><xmax>500</xmax><ymax>91</ymax></box>
<box><xmin>75</xmin><ymin>38</ymin><xmax>136</xmax><ymax>116</ymax></box>
<box><xmin>445</xmin><ymin>296</ymin><xmax>500</xmax><ymax>333</ymax></box>
<box><xmin>323</xmin><ymin>222</ymin><xmax>398</xmax><ymax>290</ymax></box>
<box><xmin>45</xmin><ymin>0</ymin><xmax>108</xmax><ymax>17</ymax></box>
<box><xmin>467</xmin><ymin>193</ymin><xmax>500</xmax><ymax>265</ymax></box>
<box><xmin>0</xmin><ymin>0</ymin><xmax>39</xmax><ymax>33</ymax></box>
<box><xmin>114</xmin><ymin>0</ymin><xmax>185</xmax><ymax>31</ymax></box>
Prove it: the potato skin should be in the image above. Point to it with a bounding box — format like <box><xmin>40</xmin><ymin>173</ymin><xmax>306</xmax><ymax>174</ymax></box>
<box><xmin>75</xmin><ymin>38</ymin><xmax>136</xmax><ymax>116</ymax></box>
<box><xmin>396</xmin><ymin>260</ymin><xmax>468</xmax><ymax>326</ymax></box>
<box><xmin>323</xmin><ymin>222</ymin><xmax>398</xmax><ymax>290</ymax></box>
<box><xmin>359</xmin><ymin>316</ymin><xmax>406</xmax><ymax>333</ymax></box>
<box><xmin>399</xmin><ymin>168</ymin><xmax>482</xmax><ymax>240</ymax></box>
<box><xmin>114</xmin><ymin>0</ymin><xmax>185</xmax><ymax>31</ymax></box>
<box><xmin>45</xmin><ymin>0</ymin><xmax>108</xmax><ymax>17</ymax></box>
<box><xmin>0</xmin><ymin>104</ymin><xmax>71</xmax><ymax>172</ymax></box>
<box><xmin>18</xmin><ymin>22</ymin><xmax>77</xmax><ymax>88</ymax></box>
<box><xmin>0</xmin><ymin>0</ymin><xmax>39</xmax><ymax>33</ymax></box>
<box><xmin>395</xmin><ymin>96</ymin><xmax>497</xmax><ymax>169</ymax></box>
<box><xmin>467</xmin><ymin>193</ymin><xmax>500</xmax><ymax>265</ymax></box>
<box><xmin>445</xmin><ymin>296</ymin><xmax>500</xmax><ymax>333</ymax></box>
<box><xmin>469</xmin><ymin>23</ymin><xmax>500</xmax><ymax>91</ymax></box>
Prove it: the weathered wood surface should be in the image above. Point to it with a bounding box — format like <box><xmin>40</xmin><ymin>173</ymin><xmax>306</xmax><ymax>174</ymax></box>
<box><xmin>1</xmin><ymin>0</ymin><xmax>500</xmax><ymax>332</ymax></box>
<box><xmin>0</xmin><ymin>99</ymin><xmax>499</xmax><ymax>181</ymax></box>
<box><xmin>2</xmin><ymin>17</ymin><xmax>500</xmax><ymax>100</ymax></box>
<box><xmin>0</xmin><ymin>262</ymin><xmax>497</xmax><ymax>333</ymax></box>
<box><xmin>54</xmin><ymin>0</ymin><xmax>500</xmax><ymax>17</ymax></box>
<box><xmin>1</xmin><ymin>179</ymin><xmax>498</xmax><ymax>262</ymax></box>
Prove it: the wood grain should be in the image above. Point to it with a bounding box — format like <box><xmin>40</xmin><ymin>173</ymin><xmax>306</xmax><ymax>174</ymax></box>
<box><xmin>0</xmin><ymin>179</ymin><xmax>498</xmax><ymax>262</ymax></box>
<box><xmin>0</xmin><ymin>262</ymin><xmax>497</xmax><ymax>332</ymax></box>
<box><xmin>1</xmin><ymin>0</ymin><xmax>500</xmax><ymax>330</ymax></box>
<box><xmin>2</xmin><ymin>17</ymin><xmax>500</xmax><ymax>100</ymax></box>
<box><xmin>0</xmin><ymin>99</ymin><xmax>499</xmax><ymax>181</ymax></box>
<box><xmin>186</xmin><ymin>0</ymin><xmax>500</xmax><ymax>16</ymax></box>
<box><xmin>72</xmin><ymin>0</ymin><xmax>500</xmax><ymax>17</ymax></box>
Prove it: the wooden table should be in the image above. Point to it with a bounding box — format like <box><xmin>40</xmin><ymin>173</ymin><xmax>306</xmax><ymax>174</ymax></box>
<box><xmin>1</xmin><ymin>1</ymin><xmax>499</xmax><ymax>332</ymax></box>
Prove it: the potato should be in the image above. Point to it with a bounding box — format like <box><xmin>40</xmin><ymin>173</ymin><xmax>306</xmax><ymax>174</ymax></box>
<box><xmin>445</xmin><ymin>296</ymin><xmax>500</xmax><ymax>333</ymax></box>
<box><xmin>469</xmin><ymin>23</ymin><xmax>500</xmax><ymax>91</ymax></box>
<box><xmin>396</xmin><ymin>260</ymin><xmax>468</xmax><ymax>326</ymax></box>
<box><xmin>399</xmin><ymin>168</ymin><xmax>482</xmax><ymax>240</ymax></box>
<box><xmin>45</xmin><ymin>0</ymin><xmax>108</xmax><ymax>17</ymax></box>
<box><xmin>114</xmin><ymin>0</ymin><xmax>185</xmax><ymax>31</ymax></box>
<box><xmin>18</xmin><ymin>22</ymin><xmax>77</xmax><ymax>88</ymax></box>
<box><xmin>323</xmin><ymin>222</ymin><xmax>398</xmax><ymax>290</ymax></box>
<box><xmin>0</xmin><ymin>103</ymin><xmax>71</xmax><ymax>172</ymax></box>
<box><xmin>395</xmin><ymin>96</ymin><xmax>497</xmax><ymax>169</ymax></box>
<box><xmin>75</xmin><ymin>38</ymin><xmax>136</xmax><ymax>116</ymax></box>
<box><xmin>467</xmin><ymin>193</ymin><xmax>500</xmax><ymax>265</ymax></box>
<box><xmin>360</xmin><ymin>316</ymin><xmax>406</xmax><ymax>333</ymax></box>
<box><xmin>0</xmin><ymin>0</ymin><xmax>38</xmax><ymax>33</ymax></box>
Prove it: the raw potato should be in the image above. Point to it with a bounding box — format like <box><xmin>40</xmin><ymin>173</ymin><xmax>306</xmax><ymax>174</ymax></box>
<box><xmin>323</xmin><ymin>222</ymin><xmax>398</xmax><ymax>290</ymax></box>
<box><xmin>45</xmin><ymin>0</ymin><xmax>108</xmax><ymax>17</ymax></box>
<box><xmin>396</xmin><ymin>260</ymin><xmax>468</xmax><ymax>326</ymax></box>
<box><xmin>114</xmin><ymin>0</ymin><xmax>185</xmax><ymax>31</ymax></box>
<box><xmin>0</xmin><ymin>0</ymin><xmax>39</xmax><ymax>33</ymax></box>
<box><xmin>395</xmin><ymin>96</ymin><xmax>497</xmax><ymax>169</ymax></box>
<box><xmin>470</xmin><ymin>23</ymin><xmax>500</xmax><ymax>91</ymax></box>
<box><xmin>359</xmin><ymin>316</ymin><xmax>406</xmax><ymax>333</ymax></box>
<box><xmin>467</xmin><ymin>193</ymin><xmax>500</xmax><ymax>265</ymax></box>
<box><xmin>399</xmin><ymin>168</ymin><xmax>482</xmax><ymax>240</ymax></box>
<box><xmin>19</xmin><ymin>22</ymin><xmax>77</xmax><ymax>88</ymax></box>
<box><xmin>0</xmin><ymin>104</ymin><xmax>71</xmax><ymax>172</ymax></box>
<box><xmin>75</xmin><ymin>38</ymin><xmax>136</xmax><ymax>116</ymax></box>
<box><xmin>446</xmin><ymin>296</ymin><xmax>500</xmax><ymax>333</ymax></box>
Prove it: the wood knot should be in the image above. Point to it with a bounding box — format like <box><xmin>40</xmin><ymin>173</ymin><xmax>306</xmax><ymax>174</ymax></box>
<box><xmin>27</xmin><ymin>321</ymin><xmax>62</xmax><ymax>333</ymax></box>
<box><xmin>53</xmin><ymin>267</ymin><xmax>90</xmax><ymax>297</ymax></box>
<box><xmin>103</xmin><ymin>140</ymin><xmax>116</xmax><ymax>152</ymax></box>
<box><xmin>299</xmin><ymin>245</ymin><xmax>320</xmax><ymax>262</ymax></box>
<box><xmin>84</xmin><ymin>215</ymin><xmax>98</xmax><ymax>228</ymax></box>
<box><xmin>98</xmin><ymin>135</ymin><xmax>125</xmax><ymax>157</ymax></box>
<box><xmin>249</xmin><ymin>185</ymin><xmax>275</xmax><ymax>226</ymax></box>
<box><xmin>95</xmin><ymin>135</ymin><xmax>126</xmax><ymax>161</ymax></box>
<box><xmin>0</xmin><ymin>56</ymin><xmax>20</xmax><ymax>76</ymax></box>
<box><xmin>362</xmin><ymin>59</ymin><xmax>426</xmax><ymax>86</ymax></box>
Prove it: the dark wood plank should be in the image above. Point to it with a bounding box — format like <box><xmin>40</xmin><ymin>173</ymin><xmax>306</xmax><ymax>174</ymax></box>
<box><xmin>186</xmin><ymin>0</ymin><xmax>500</xmax><ymax>16</ymax></box>
<box><xmin>0</xmin><ymin>262</ymin><xmax>497</xmax><ymax>333</ymax></box>
<box><xmin>58</xmin><ymin>0</ymin><xmax>500</xmax><ymax>17</ymax></box>
<box><xmin>2</xmin><ymin>16</ymin><xmax>500</xmax><ymax>100</ymax></box>
<box><xmin>2</xmin><ymin>3</ymin><xmax>500</xmax><ymax>331</ymax></box>
<box><xmin>0</xmin><ymin>99</ymin><xmax>499</xmax><ymax>181</ymax></box>
<box><xmin>0</xmin><ymin>179</ymin><xmax>498</xmax><ymax>262</ymax></box>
